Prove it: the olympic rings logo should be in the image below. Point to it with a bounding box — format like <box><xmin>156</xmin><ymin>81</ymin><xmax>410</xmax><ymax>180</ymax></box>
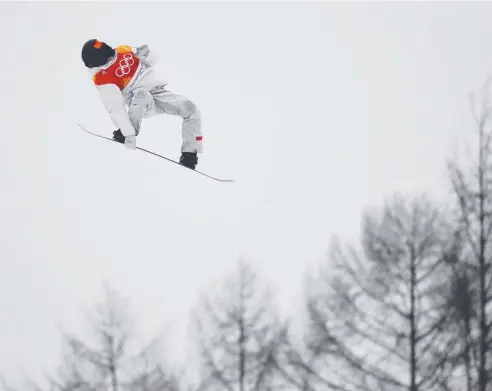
<box><xmin>115</xmin><ymin>53</ymin><xmax>135</xmax><ymax>77</ymax></box>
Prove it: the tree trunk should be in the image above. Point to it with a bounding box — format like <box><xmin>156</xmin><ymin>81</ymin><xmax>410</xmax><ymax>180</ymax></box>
<box><xmin>478</xmin><ymin>122</ymin><xmax>487</xmax><ymax>391</ymax></box>
<box><xmin>410</xmin><ymin>245</ymin><xmax>417</xmax><ymax>391</ymax></box>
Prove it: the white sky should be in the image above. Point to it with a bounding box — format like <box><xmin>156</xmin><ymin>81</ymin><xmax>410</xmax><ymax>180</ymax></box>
<box><xmin>0</xmin><ymin>0</ymin><xmax>491</xmax><ymax>386</ymax></box>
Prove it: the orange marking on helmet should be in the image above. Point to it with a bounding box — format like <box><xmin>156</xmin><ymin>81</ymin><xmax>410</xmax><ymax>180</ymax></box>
<box><xmin>93</xmin><ymin>40</ymin><xmax>103</xmax><ymax>49</ymax></box>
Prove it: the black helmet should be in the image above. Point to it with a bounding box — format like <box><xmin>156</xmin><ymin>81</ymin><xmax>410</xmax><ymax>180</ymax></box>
<box><xmin>81</xmin><ymin>39</ymin><xmax>116</xmax><ymax>68</ymax></box>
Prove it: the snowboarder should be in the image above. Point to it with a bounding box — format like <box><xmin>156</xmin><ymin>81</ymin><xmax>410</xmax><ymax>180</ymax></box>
<box><xmin>81</xmin><ymin>39</ymin><xmax>202</xmax><ymax>170</ymax></box>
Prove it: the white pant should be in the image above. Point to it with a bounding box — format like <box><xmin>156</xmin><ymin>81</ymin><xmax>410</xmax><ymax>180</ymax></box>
<box><xmin>127</xmin><ymin>85</ymin><xmax>203</xmax><ymax>153</ymax></box>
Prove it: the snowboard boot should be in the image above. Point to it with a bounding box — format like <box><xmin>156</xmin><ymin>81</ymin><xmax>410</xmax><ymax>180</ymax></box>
<box><xmin>113</xmin><ymin>129</ymin><xmax>125</xmax><ymax>143</ymax></box>
<box><xmin>179</xmin><ymin>152</ymin><xmax>198</xmax><ymax>170</ymax></box>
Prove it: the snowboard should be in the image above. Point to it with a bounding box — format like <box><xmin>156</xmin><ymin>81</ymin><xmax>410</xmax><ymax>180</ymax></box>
<box><xmin>78</xmin><ymin>124</ymin><xmax>234</xmax><ymax>182</ymax></box>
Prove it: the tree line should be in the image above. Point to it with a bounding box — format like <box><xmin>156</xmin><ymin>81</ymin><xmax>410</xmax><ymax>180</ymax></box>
<box><xmin>5</xmin><ymin>84</ymin><xmax>492</xmax><ymax>391</ymax></box>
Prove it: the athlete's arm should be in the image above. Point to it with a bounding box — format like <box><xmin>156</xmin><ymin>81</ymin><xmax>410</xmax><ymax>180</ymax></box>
<box><xmin>96</xmin><ymin>83</ymin><xmax>135</xmax><ymax>137</ymax></box>
<box><xmin>134</xmin><ymin>44</ymin><xmax>159</xmax><ymax>66</ymax></box>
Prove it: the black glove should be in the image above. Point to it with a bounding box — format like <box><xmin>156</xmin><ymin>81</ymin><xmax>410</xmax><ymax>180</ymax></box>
<box><xmin>113</xmin><ymin>129</ymin><xmax>125</xmax><ymax>143</ymax></box>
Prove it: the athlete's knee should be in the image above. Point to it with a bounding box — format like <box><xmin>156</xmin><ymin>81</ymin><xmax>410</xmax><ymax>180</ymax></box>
<box><xmin>129</xmin><ymin>89</ymin><xmax>155</xmax><ymax>120</ymax></box>
<box><xmin>130</xmin><ymin>89</ymin><xmax>152</xmax><ymax>107</ymax></box>
<box><xmin>182</xmin><ymin>99</ymin><xmax>200</xmax><ymax>120</ymax></box>
<box><xmin>130</xmin><ymin>90</ymin><xmax>152</xmax><ymax>109</ymax></box>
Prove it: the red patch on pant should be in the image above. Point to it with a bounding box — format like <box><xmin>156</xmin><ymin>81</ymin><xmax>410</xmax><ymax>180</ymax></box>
<box><xmin>196</xmin><ymin>136</ymin><xmax>203</xmax><ymax>141</ymax></box>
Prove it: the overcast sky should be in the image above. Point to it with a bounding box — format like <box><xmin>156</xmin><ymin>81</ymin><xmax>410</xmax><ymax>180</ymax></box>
<box><xmin>1</xmin><ymin>0</ymin><xmax>491</xmax><ymax>386</ymax></box>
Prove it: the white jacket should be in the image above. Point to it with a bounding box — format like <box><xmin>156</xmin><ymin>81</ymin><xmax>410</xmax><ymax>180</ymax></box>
<box><xmin>88</xmin><ymin>45</ymin><xmax>165</xmax><ymax>137</ymax></box>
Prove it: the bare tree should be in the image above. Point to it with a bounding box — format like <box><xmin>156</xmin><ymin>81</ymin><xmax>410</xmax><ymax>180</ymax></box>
<box><xmin>301</xmin><ymin>194</ymin><xmax>456</xmax><ymax>391</ymax></box>
<box><xmin>191</xmin><ymin>259</ymin><xmax>284</xmax><ymax>391</ymax></box>
<box><xmin>442</xmin><ymin>259</ymin><xmax>478</xmax><ymax>391</ymax></box>
<box><xmin>269</xmin><ymin>324</ymin><xmax>331</xmax><ymax>391</ymax></box>
<box><xmin>447</xmin><ymin>79</ymin><xmax>492</xmax><ymax>391</ymax></box>
<box><xmin>46</xmin><ymin>282</ymin><xmax>180</xmax><ymax>391</ymax></box>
